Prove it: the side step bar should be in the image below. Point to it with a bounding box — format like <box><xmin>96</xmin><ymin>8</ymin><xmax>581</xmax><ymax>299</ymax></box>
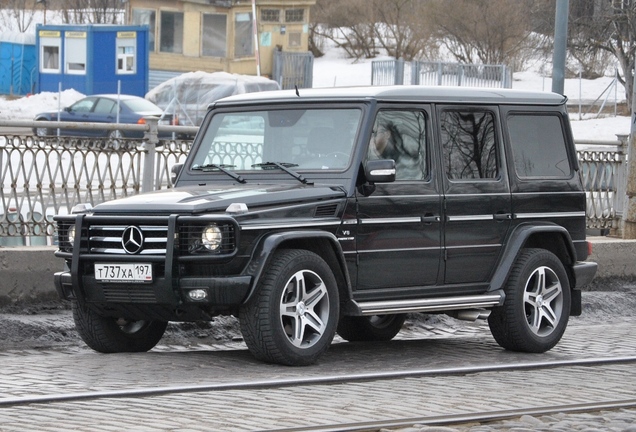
<box><xmin>353</xmin><ymin>290</ymin><xmax>505</xmax><ymax>316</ymax></box>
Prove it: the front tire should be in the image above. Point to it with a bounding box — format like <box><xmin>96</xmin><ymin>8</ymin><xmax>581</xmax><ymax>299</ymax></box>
<box><xmin>34</xmin><ymin>121</ymin><xmax>52</xmax><ymax>137</ymax></box>
<box><xmin>72</xmin><ymin>299</ymin><xmax>167</xmax><ymax>353</ymax></box>
<box><xmin>488</xmin><ymin>248</ymin><xmax>571</xmax><ymax>353</ymax></box>
<box><xmin>337</xmin><ymin>314</ymin><xmax>406</xmax><ymax>342</ymax></box>
<box><xmin>239</xmin><ymin>249</ymin><xmax>339</xmax><ymax>366</ymax></box>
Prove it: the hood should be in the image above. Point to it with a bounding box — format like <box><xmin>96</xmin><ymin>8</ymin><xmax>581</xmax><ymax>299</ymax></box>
<box><xmin>90</xmin><ymin>183</ymin><xmax>346</xmax><ymax>214</ymax></box>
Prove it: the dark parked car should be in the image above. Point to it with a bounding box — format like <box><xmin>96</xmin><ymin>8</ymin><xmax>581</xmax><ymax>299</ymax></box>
<box><xmin>33</xmin><ymin>94</ymin><xmax>177</xmax><ymax>138</ymax></box>
<box><xmin>53</xmin><ymin>86</ymin><xmax>597</xmax><ymax>366</ymax></box>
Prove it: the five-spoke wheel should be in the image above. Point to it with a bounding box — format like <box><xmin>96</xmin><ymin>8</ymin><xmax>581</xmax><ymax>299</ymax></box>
<box><xmin>240</xmin><ymin>249</ymin><xmax>339</xmax><ymax>366</ymax></box>
<box><xmin>488</xmin><ymin>248</ymin><xmax>571</xmax><ymax>353</ymax></box>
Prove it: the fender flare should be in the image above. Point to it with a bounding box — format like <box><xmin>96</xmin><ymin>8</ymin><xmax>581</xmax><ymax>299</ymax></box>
<box><xmin>488</xmin><ymin>222</ymin><xmax>577</xmax><ymax>292</ymax></box>
<box><xmin>242</xmin><ymin>230</ymin><xmax>353</xmax><ymax>303</ymax></box>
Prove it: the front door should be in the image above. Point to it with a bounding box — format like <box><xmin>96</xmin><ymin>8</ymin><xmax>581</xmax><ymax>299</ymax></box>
<box><xmin>355</xmin><ymin>107</ymin><xmax>443</xmax><ymax>298</ymax></box>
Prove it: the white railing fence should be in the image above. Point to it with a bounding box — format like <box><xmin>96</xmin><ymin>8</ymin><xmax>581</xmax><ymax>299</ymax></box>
<box><xmin>0</xmin><ymin>119</ymin><xmax>625</xmax><ymax>245</ymax></box>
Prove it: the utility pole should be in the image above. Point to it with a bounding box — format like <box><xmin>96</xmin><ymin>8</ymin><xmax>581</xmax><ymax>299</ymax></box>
<box><xmin>621</xmin><ymin>70</ymin><xmax>636</xmax><ymax>238</ymax></box>
<box><xmin>552</xmin><ymin>0</ymin><xmax>569</xmax><ymax>94</ymax></box>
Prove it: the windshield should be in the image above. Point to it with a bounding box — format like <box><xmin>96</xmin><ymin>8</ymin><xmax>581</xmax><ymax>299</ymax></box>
<box><xmin>190</xmin><ymin>108</ymin><xmax>362</xmax><ymax>172</ymax></box>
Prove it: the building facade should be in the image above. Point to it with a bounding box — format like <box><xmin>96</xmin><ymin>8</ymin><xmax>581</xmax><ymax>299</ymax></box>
<box><xmin>126</xmin><ymin>0</ymin><xmax>315</xmax><ymax>77</ymax></box>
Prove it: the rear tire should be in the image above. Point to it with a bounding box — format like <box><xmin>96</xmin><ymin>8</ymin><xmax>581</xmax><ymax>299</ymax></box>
<box><xmin>488</xmin><ymin>248</ymin><xmax>571</xmax><ymax>353</ymax></box>
<box><xmin>337</xmin><ymin>314</ymin><xmax>406</xmax><ymax>342</ymax></box>
<box><xmin>72</xmin><ymin>299</ymin><xmax>167</xmax><ymax>353</ymax></box>
<box><xmin>239</xmin><ymin>249</ymin><xmax>339</xmax><ymax>366</ymax></box>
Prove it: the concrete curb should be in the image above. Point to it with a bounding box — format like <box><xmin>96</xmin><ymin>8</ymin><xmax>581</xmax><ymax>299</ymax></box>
<box><xmin>0</xmin><ymin>237</ymin><xmax>633</xmax><ymax>304</ymax></box>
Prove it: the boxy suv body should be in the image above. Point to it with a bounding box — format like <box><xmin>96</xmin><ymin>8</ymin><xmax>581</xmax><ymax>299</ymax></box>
<box><xmin>54</xmin><ymin>86</ymin><xmax>597</xmax><ymax>365</ymax></box>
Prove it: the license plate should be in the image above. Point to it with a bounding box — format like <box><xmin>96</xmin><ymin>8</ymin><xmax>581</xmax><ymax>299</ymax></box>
<box><xmin>94</xmin><ymin>263</ymin><xmax>153</xmax><ymax>283</ymax></box>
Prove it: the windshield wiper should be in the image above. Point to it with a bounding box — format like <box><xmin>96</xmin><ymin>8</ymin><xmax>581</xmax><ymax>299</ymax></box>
<box><xmin>191</xmin><ymin>163</ymin><xmax>246</xmax><ymax>184</ymax></box>
<box><xmin>251</xmin><ymin>162</ymin><xmax>313</xmax><ymax>185</ymax></box>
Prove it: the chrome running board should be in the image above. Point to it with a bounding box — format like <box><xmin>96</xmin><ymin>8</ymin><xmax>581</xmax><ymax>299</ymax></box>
<box><xmin>354</xmin><ymin>290</ymin><xmax>504</xmax><ymax>316</ymax></box>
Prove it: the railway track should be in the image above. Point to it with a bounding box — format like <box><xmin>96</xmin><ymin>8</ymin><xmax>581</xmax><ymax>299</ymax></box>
<box><xmin>1</xmin><ymin>355</ymin><xmax>635</xmax><ymax>431</ymax></box>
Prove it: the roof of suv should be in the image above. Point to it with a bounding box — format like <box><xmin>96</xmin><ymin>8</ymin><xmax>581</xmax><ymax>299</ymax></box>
<box><xmin>214</xmin><ymin>85</ymin><xmax>567</xmax><ymax>107</ymax></box>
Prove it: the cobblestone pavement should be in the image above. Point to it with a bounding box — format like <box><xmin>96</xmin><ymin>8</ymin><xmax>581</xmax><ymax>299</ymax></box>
<box><xmin>0</xmin><ymin>315</ymin><xmax>633</xmax><ymax>430</ymax></box>
<box><xmin>0</xmin><ymin>286</ymin><xmax>634</xmax><ymax>431</ymax></box>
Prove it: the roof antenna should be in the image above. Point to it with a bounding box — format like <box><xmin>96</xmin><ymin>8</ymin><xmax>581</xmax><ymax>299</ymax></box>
<box><xmin>295</xmin><ymin>85</ymin><xmax>300</xmax><ymax>97</ymax></box>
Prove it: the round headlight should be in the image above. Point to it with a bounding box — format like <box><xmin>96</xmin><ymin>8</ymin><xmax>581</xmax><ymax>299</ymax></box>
<box><xmin>67</xmin><ymin>225</ymin><xmax>76</xmax><ymax>245</ymax></box>
<box><xmin>201</xmin><ymin>224</ymin><xmax>222</xmax><ymax>251</ymax></box>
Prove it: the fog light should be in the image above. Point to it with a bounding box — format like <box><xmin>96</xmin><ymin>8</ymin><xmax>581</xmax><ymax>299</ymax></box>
<box><xmin>188</xmin><ymin>289</ymin><xmax>208</xmax><ymax>301</ymax></box>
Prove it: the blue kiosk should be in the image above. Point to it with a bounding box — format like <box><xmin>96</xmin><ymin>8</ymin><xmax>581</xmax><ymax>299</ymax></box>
<box><xmin>0</xmin><ymin>32</ymin><xmax>36</xmax><ymax>96</ymax></box>
<box><xmin>35</xmin><ymin>24</ymin><xmax>149</xmax><ymax>97</ymax></box>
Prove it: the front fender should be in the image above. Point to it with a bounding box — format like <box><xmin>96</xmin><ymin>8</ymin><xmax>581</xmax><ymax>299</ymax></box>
<box><xmin>241</xmin><ymin>230</ymin><xmax>352</xmax><ymax>303</ymax></box>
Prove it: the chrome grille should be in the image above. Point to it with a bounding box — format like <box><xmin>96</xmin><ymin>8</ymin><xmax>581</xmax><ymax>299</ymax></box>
<box><xmin>89</xmin><ymin>225</ymin><xmax>168</xmax><ymax>255</ymax></box>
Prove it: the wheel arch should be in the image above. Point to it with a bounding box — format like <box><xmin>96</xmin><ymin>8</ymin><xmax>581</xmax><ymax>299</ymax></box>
<box><xmin>490</xmin><ymin>223</ymin><xmax>577</xmax><ymax>293</ymax></box>
<box><xmin>242</xmin><ymin>230</ymin><xmax>352</xmax><ymax>304</ymax></box>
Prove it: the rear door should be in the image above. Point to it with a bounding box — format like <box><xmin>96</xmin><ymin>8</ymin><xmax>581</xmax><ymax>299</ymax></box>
<box><xmin>437</xmin><ymin>105</ymin><xmax>512</xmax><ymax>289</ymax></box>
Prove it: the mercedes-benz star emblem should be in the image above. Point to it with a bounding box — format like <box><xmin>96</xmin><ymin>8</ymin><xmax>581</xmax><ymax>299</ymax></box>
<box><xmin>122</xmin><ymin>226</ymin><xmax>144</xmax><ymax>254</ymax></box>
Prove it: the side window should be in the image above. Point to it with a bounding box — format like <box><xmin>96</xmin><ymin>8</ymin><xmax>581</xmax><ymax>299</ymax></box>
<box><xmin>441</xmin><ymin>110</ymin><xmax>498</xmax><ymax>180</ymax></box>
<box><xmin>368</xmin><ymin>110</ymin><xmax>427</xmax><ymax>181</ymax></box>
<box><xmin>70</xmin><ymin>98</ymin><xmax>96</xmax><ymax>113</ymax></box>
<box><xmin>507</xmin><ymin>114</ymin><xmax>572</xmax><ymax>178</ymax></box>
<box><xmin>93</xmin><ymin>98</ymin><xmax>116</xmax><ymax>114</ymax></box>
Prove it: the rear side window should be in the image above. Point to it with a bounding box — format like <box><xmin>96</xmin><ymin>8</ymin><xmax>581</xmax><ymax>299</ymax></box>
<box><xmin>441</xmin><ymin>110</ymin><xmax>498</xmax><ymax>180</ymax></box>
<box><xmin>507</xmin><ymin>114</ymin><xmax>572</xmax><ymax>178</ymax></box>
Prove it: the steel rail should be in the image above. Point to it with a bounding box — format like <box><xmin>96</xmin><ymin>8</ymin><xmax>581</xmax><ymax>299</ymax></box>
<box><xmin>0</xmin><ymin>355</ymin><xmax>634</xmax><ymax>408</ymax></box>
<box><xmin>263</xmin><ymin>399</ymin><xmax>636</xmax><ymax>432</ymax></box>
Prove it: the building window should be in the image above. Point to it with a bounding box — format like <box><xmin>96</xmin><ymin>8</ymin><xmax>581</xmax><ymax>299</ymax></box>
<box><xmin>40</xmin><ymin>35</ymin><xmax>61</xmax><ymax>73</ymax></box>
<box><xmin>116</xmin><ymin>32</ymin><xmax>136</xmax><ymax>74</ymax></box>
<box><xmin>261</xmin><ymin>9</ymin><xmax>280</xmax><ymax>22</ymax></box>
<box><xmin>65</xmin><ymin>32</ymin><xmax>86</xmax><ymax>75</ymax></box>
<box><xmin>285</xmin><ymin>9</ymin><xmax>304</xmax><ymax>23</ymax></box>
<box><xmin>202</xmin><ymin>13</ymin><xmax>227</xmax><ymax>57</ymax></box>
<box><xmin>132</xmin><ymin>8</ymin><xmax>156</xmax><ymax>52</ymax></box>
<box><xmin>160</xmin><ymin>11</ymin><xmax>184</xmax><ymax>54</ymax></box>
<box><xmin>234</xmin><ymin>12</ymin><xmax>253</xmax><ymax>57</ymax></box>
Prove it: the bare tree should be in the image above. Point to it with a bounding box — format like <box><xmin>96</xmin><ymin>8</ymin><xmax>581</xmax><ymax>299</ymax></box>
<box><xmin>0</xmin><ymin>0</ymin><xmax>39</xmax><ymax>32</ymax></box>
<box><xmin>61</xmin><ymin>0</ymin><xmax>123</xmax><ymax>24</ymax></box>
<box><xmin>429</xmin><ymin>0</ymin><xmax>538</xmax><ymax>68</ymax></box>
<box><xmin>310</xmin><ymin>0</ymin><xmax>436</xmax><ymax>61</ymax></box>
<box><xmin>568</xmin><ymin>0</ymin><xmax>636</xmax><ymax>106</ymax></box>
<box><xmin>310</xmin><ymin>0</ymin><xmax>378</xmax><ymax>59</ymax></box>
<box><xmin>370</xmin><ymin>0</ymin><xmax>437</xmax><ymax>61</ymax></box>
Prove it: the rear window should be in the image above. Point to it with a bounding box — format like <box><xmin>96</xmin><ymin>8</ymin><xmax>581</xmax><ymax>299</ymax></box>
<box><xmin>122</xmin><ymin>98</ymin><xmax>162</xmax><ymax>113</ymax></box>
<box><xmin>507</xmin><ymin>114</ymin><xmax>572</xmax><ymax>178</ymax></box>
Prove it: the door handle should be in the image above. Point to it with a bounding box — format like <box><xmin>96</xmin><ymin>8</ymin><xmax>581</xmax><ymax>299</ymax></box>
<box><xmin>421</xmin><ymin>214</ymin><xmax>440</xmax><ymax>224</ymax></box>
<box><xmin>493</xmin><ymin>212</ymin><xmax>512</xmax><ymax>221</ymax></box>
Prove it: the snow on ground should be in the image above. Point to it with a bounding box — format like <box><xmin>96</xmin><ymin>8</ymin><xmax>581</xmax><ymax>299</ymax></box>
<box><xmin>0</xmin><ymin>45</ymin><xmax>630</xmax><ymax>141</ymax></box>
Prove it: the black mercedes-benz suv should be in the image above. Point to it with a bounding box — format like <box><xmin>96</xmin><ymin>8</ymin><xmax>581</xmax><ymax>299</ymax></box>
<box><xmin>54</xmin><ymin>86</ymin><xmax>597</xmax><ymax>365</ymax></box>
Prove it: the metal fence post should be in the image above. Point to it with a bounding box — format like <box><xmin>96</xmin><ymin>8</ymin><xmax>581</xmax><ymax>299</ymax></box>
<box><xmin>395</xmin><ymin>59</ymin><xmax>404</xmax><ymax>85</ymax></box>
<box><xmin>142</xmin><ymin>117</ymin><xmax>159</xmax><ymax>193</ymax></box>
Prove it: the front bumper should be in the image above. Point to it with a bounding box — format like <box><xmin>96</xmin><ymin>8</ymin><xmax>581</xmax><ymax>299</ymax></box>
<box><xmin>54</xmin><ymin>270</ymin><xmax>252</xmax><ymax>319</ymax></box>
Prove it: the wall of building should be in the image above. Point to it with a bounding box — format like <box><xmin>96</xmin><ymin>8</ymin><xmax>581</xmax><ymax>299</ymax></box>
<box><xmin>128</xmin><ymin>0</ymin><xmax>314</xmax><ymax>77</ymax></box>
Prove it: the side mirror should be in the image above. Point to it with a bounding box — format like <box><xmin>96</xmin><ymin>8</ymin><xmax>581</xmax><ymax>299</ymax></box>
<box><xmin>170</xmin><ymin>163</ymin><xmax>183</xmax><ymax>186</ymax></box>
<box><xmin>364</xmin><ymin>159</ymin><xmax>396</xmax><ymax>183</ymax></box>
